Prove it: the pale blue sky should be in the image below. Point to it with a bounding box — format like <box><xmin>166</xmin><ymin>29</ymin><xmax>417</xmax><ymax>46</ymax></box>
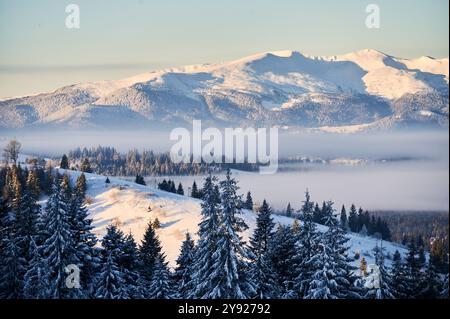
<box><xmin>0</xmin><ymin>0</ymin><xmax>448</xmax><ymax>97</ymax></box>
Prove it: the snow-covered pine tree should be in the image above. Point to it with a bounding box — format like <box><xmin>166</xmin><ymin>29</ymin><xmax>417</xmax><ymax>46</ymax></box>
<box><xmin>139</xmin><ymin>221</ymin><xmax>163</xmax><ymax>290</ymax></box>
<box><xmin>320</xmin><ymin>201</ymin><xmax>332</xmax><ymax>225</ymax></box>
<box><xmin>244</xmin><ymin>191</ymin><xmax>253</xmax><ymax>210</ymax></box>
<box><xmin>121</xmin><ymin>233</ymin><xmax>145</xmax><ymax>298</ymax></box>
<box><xmin>69</xmin><ymin>186</ymin><xmax>100</xmax><ymax>297</ymax></box>
<box><xmin>191</xmin><ymin>180</ymin><xmax>201</xmax><ymax>199</ymax></box>
<box><xmin>0</xmin><ymin>229</ymin><xmax>26</xmax><ymax>299</ymax></box>
<box><xmin>403</xmin><ymin>238</ymin><xmax>422</xmax><ymax>298</ymax></box>
<box><xmin>41</xmin><ymin>174</ymin><xmax>79</xmax><ymax>298</ymax></box>
<box><xmin>101</xmin><ymin>225</ymin><xmax>144</xmax><ymax>298</ymax></box>
<box><xmin>285</xmin><ymin>202</ymin><xmax>293</xmax><ymax>218</ymax></box>
<box><xmin>43</xmin><ymin>164</ymin><xmax>54</xmax><ymax>196</ymax></box>
<box><xmin>268</xmin><ymin>224</ymin><xmax>299</xmax><ymax>297</ymax></box>
<box><xmin>248</xmin><ymin>200</ymin><xmax>280</xmax><ymax>299</ymax></box>
<box><xmin>101</xmin><ymin>224</ymin><xmax>125</xmax><ymax>258</ymax></box>
<box><xmin>365</xmin><ymin>245</ymin><xmax>394</xmax><ymax>299</ymax></box>
<box><xmin>340</xmin><ymin>205</ymin><xmax>347</xmax><ymax>230</ymax></box>
<box><xmin>249</xmin><ymin>200</ymin><xmax>274</xmax><ymax>256</ymax></box>
<box><xmin>95</xmin><ymin>252</ymin><xmax>127</xmax><ymax>299</ymax></box>
<box><xmin>60</xmin><ymin>154</ymin><xmax>69</xmax><ymax>169</ymax></box>
<box><xmin>419</xmin><ymin>257</ymin><xmax>441</xmax><ymax>299</ymax></box>
<box><xmin>305</xmin><ymin>201</ymin><xmax>360</xmax><ymax>299</ymax></box>
<box><xmin>177</xmin><ymin>183</ymin><xmax>184</xmax><ymax>195</ymax></box>
<box><xmin>189</xmin><ymin>174</ymin><xmax>221</xmax><ymax>298</ymax></box>
<box><xmin>205</xmin><ymin>170</ymin><xmax>255</xmax><ymax>299</ymax></box>
<box><xmin>293</xmin><ymin>190</ymin><xmax>319</xmax><ymax>298</ymax></box>
<box><xmin>348</xmin><ymin>204</ymin><xmax>358</xmax><ymax>233</ymax></box>
<box><xmin>75</xmin><ymin>173</ymin><xmax>87</xmax><ymax>199</ymax></box>
<box><xmin>135</xmin><ymin>174</ymin><xmax>146</xmax><ymax>186</ymax></box>
<box><xmin>22</xmin><ymin>238</ymin><xmax>50</xmax><ymax>298</ymax></box>
<box><xmin>390</xmin><ymin>250</ymin><xmax>406</xmax><ymax>298</ymax></box>
<box><xmin>312</xmin><ymin>203</ymin><xmax>321</xmax><ymax>224</ymax></box>
<box><xmin>149</xmin><ymin>253</ymin><xmax>173</xmax><ymax>299</ymax></box>
<box><xmin>0</xmin><ymin>167</ymin><xmax>32</xmax><ymax>298</ymax></box>
<box><xmin>174</xmin><ymin>232</ymin><xmax>195</xmax><ymax>299</ymax></box>
<box><xmin>16</xmin><ymin>170</ymin><xmax>41</xmax><ymax>263</ymax></box>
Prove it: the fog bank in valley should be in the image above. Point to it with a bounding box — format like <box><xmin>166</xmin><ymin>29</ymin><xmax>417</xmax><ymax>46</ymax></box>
<box><xmin>1</xmin><ymin>128</ymin><xmax>448</xmax><ymax>212</ymax></box>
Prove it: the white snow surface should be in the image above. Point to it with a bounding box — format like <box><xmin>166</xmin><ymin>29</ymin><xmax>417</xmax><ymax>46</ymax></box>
<box><xmin>88</xmin><ymin>49</ymin><xmax>449</xmax><ymax>101</ymax></box>
<box><xmin>55</xmin><ymin>169</ymin><xmax>407</xmax><ymax>270</ymax></box>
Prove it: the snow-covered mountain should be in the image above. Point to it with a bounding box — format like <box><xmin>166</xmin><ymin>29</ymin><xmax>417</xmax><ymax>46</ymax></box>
<box><xmin>1</xmin><ymin>49</ymin><xmax>448</xmax><ymax>129</ymax></box>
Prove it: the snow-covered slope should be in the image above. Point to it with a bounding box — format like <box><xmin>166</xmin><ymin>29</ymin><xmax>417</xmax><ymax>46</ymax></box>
<box><xmin>59</xmin><ymin>169</ymin><xmax>407</xmax><ymax>269</ymax></box>
<box><xmin>1</xmin><ymin>49</ymin><xmax>448</xmax><ymax>129</ymax></box>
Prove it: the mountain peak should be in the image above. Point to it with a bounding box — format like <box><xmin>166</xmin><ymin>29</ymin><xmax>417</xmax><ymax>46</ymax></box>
<box><xmin>0</xmin><ymin>49</ymin><xmax>448</xmax><ymax>129</ymax></box>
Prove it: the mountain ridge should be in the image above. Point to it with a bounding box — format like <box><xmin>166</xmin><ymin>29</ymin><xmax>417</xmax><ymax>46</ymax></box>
<box><xmin>0</xmin><ymin>49</ymin><xmax>448</xmax><ymax>130</ymax></box>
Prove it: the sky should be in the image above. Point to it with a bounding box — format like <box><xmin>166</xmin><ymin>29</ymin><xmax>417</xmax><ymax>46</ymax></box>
<box><xmin>0</xmin><ymin>0</ymin><xmax>448</xmax><ymax>98</ymax></box>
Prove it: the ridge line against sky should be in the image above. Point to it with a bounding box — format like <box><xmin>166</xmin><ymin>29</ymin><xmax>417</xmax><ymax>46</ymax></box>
<box><xmin>0</xmin><ymin>0</ymin><xmax>448</xmax><ymax>97</ymax></box>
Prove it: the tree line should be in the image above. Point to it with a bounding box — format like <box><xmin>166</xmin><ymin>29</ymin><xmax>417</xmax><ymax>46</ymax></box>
<box><xmin>65</xmin><ymin>146</ymin><xmax>259</xmax><ymax>176</ymax></box>
<box><xmin>0</xmin><ymin>163</ymin><xmax>448</xmax><ymax>299</ymax></box>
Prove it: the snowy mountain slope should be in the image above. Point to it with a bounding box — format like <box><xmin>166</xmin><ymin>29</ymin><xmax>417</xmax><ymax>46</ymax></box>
<box><xmin>1</xmin><ymin>49</ymin><xmax>448</xmax><ymax>129</ymax></box>
<box><xmin>57</xmin><ymin>169</ymin><xmax>407</xmax><ymax>269</ymax></box>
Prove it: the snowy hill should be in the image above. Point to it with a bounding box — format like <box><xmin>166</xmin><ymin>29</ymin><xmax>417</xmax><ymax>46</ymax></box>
<box><xmin>57</xmin><ymin>169</ymin><xmax>407</xmax><ymax>269</ymax></box>
<box><xmin>1</xmin><ymin>49</ymin><xmax>448</xmax><ymax>129</ymax></box>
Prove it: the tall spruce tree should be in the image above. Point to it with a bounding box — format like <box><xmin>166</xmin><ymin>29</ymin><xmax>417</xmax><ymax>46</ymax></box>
<box><xmin>139</xmin><ymin>220</ymin><xmax>163</xmax><ymax>286</ymax></box>
<box><xmin>202</xmin><ymin>170</ymin><xmax>255</xmax><ymax>298</ymax></box>
<box><xmin>244</xmin><ymin>191</ymin><xmax>253</xmax><ymax>210</ymax></box>
<box><xmin>22</xmin><ymin>238</ymin><xmax>50</xmax><ymax>298</ymax></box>
<box><xmin>365</xmin><ymin>245</ymin><xmax>394</xmax><ymax>299</ymax></box>
<box><xmin>285</xmin><ymin>202</ymin><xmax>293</xmax><ymax>218</ymax></box>
<box><xmin>249</xmin><ymin>200</ymin><xmax>274</xmax><ymax>256</ymax></box>
<box><xmin>0</xmin><ymin>171</ymin><xmax>26</xmax><ymax>299</ymax></box>
<box><xmin>69</xmin><ymin>185</ymin><xmax>99</xmax><ymax>297</ymax></box>
<box><xmin>60</xmin><ymin>154</ymin><xmax>69</xmax><ymax>169</ymax></box>
<box><xmin>312</xmin><ymin>203</ymin><xmax>321</xmax><ymax>224</ymax></box>
<box><xmin>13</xmin><ymin>170</ymin><xmax>41</xmax><ymax>292</ymax></box>
<box><xmin>305</xmin><ymin>201</ymin><xmax>360</xmax><ymax>299</ymax></box>
<box><xmin>0</xmin><ymin>229</ymin><xmax>26</xmax><ymax>298</ymax></box>
<box><xmin>149</xmin><ymin>254</ymin><xmax>173</xmax><ymax>299</ymax></box>
<box><xmin>190</xmin><ymin>174</ymin><xmax>221</xmax><ymax>298</ymax></box>
<box><xmin>403</xmin><ymin>238</ymin><xmax>422</xmax><ymax>298</ymax></box>
<box><xmin>17</xmin><ymin>171</ymin><xmax>41</xmax><ymax>251</ymax></box>
<box><xmin>293</xmin><ymin>190</ymin><xmax>319</xmax><ymax>298</ymax></box>
<box><xmin>122</xmin><ymin>233</ymin><xmax>145</xmax><ymax>298</ymax></box>
<box><xmin>419</xmin><ymin>257</ymin><xmax>441</xmax><ymax>299</ymax></box>
<box><xmin>268</xmin><ymin>225</ymin><xmax>299</xmax><ymax>297</ymax></box>
<box><xmin>95</xmin><ymin>252</ymin><xmax>127</xmax><ymax>299</ymax></box>
<box><xmin>177</xmin><ymin>183</ymin><xmax>184</xmax><ymax>195</ymax></box>
<box><xmin>340</xmin><ymin>205</ymin><xmax>347</xmax><ymax>230</ymax></box>
<box><xmin>348</xmin><ymin>204</ymin><xmax>358</xmax><ymax>232</ymax></box>
<box><xmin>174</xmin><ymin>232</ymin><xmax>195</xmax><ymax>298</ymax></box>
<box><xmin>248</xmin><ymin>200</ymin><xmax>279</xmax><ymax>299</ymax></box>
<box><xmin>191</xmin><ymin>180</ymin><xmax>200</xmax><ymax>198</ymax></box>
<box><xmin>75</xmin><ymin>173</ymin><xmax>87</xmax><ymax>199</ymax></box>
<box><xmin>41</xmin><ymin>175</ymin><xmax>79</xmax><ymax>298</ymax></box>
<box><xmin>390</xmin><ymin>250</ymin><xmax>406</xmax><ymax>298</ymax></box>
<box><xmin>100</xmin><ymin>225</ymin><xmax>134</xmax><ymax>298</ymax></box>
